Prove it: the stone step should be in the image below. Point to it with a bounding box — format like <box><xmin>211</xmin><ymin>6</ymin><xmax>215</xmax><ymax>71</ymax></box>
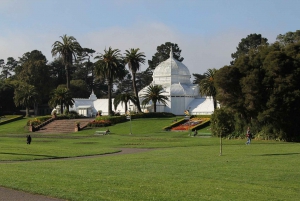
<box><xmin>34</xmin><ymin>118</ymin><xmax>94</xmax><ymax>133</ymax></box>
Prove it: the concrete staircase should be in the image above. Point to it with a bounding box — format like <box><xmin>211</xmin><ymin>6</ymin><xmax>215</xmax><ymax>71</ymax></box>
<box><xmin>35</xmin><ymin>118</ymin><xmax>93</xmax><ymax>133</ymax></box>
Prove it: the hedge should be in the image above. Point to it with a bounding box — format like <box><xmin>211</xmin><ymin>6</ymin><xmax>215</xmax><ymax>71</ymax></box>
<box><xmin>0</xmin><ymin>115</ymin><xmax>24</xmax><ymax>126</ymax></box>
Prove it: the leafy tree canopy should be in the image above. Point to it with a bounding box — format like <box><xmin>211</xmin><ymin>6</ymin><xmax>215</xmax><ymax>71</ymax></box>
<box><xmin>214</xmin><ymin>32</ymin><xmax>300</xmax><ymax>141</ymax></box>
<box><xmin>147</xmin><ymin>42</ymin><xmax>184</xmax><ymax>72</ymax></box>
<box><xmin>276</xmin><ymin>30</ymin><xmax>300</xmax><ymax>46</ymax></box>
<box><xmin>231</xmin><ymin>33</ymin><xmax>268</xmax><ymax>64</ymax></box>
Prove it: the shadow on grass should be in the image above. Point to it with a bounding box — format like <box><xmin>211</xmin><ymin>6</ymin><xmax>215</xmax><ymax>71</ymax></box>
<box><xmin>0</xmin><ymin>152</ymin><xmax>57</xmax><ymax>158</ymax></box>
<box><xmin>260</xmin><ymin>153</ymin><xmax>300</xmax><ymax>156</ymax></box>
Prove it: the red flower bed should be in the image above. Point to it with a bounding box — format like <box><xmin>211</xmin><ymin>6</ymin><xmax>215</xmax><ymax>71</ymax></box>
<box><xmin>171</xmin><ymin>118</ymin><xmax>203</xmax><ymax>131</ymax></box>
<box><xmin>88</xmin><ymin>120</ymin><xmax>112</xmax><ymax>127</ymax></box>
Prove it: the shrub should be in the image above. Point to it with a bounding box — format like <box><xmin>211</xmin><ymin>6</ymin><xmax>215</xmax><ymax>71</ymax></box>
<box><xmin>27</xmin><ymin>116</ymin><xmax>52</xmax><ymax>126</ymax></box>
<box><xmin>88</xmin><ymin>120</ymin><xmax>112</xmax><ymax>127</ymax></box>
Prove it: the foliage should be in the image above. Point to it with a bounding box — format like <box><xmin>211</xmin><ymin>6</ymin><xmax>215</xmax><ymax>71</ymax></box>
<box><xmin>0</xmin><ymin>57</ymin><xmax>17</xmax><ymax>79</ymax></box>
<box><xmin>13</xmin><ymin>83</ymin><xmax>39</xmax><ymax>117</ymax></box>
<box><xmin>95</xmin><ymin>115</ymin><xmax>126</xmax><ymax>125</ymax></box>
<box><xmin>70</xmin><ymin>79</ymin><xmax>90</xmax><ymax>98</ymax></box>
<box><xmin>95</xmin><ymin>47</ymin><xmax>126</xmax><ymax>115</ymax></box>
<box><xmin>276</xmin><ymin>30</ymin><xmax>300</xmax><ymax>46</ymax></box>
<box><xmin>211</xmin><ymin>108</ymin><xmax>235</xmax><ymax>138</ymax></box>
<box><xmin>141</xmin><ymin>84</ymin><xmax>169</xmax><ymax>112</ymax></box>
<box><xmin>231</xmin><ymin>33</ymin><xmax>268</xmax><ymax>64</ymax></box>
<box><xmin>113</xmin><ymin>92</ymin><xmax>137</xmax><ymax>113</ymax></box>
<box><xmin>199</xmin><ymin>68</ymin><xmax>218</xmax><ymax>109</ymax></box>
<box><xmin>0</xmin><ymin>115</ymin><xmax>23</xmax><ymax>126</ymax></box>
<box><xmin>88</xmin><ymin>119</ymin><xmax>112</xmax><ymax>127</ymax></box>
<box><xmin>51</xmin><ymin>34</ymin><xmax>83</xmax><ymax>89</ymax></box>
<box><xmin>27</xmin><ymin>116</ymin><xmax>52</xmax><ymax>126</ymax></box>
<box><xmin>192</xmin><ymin>73</ymin><xmax>205</xmax><ymax>84</ymax></box>
<box><xmin>130</xmin><ymin>112</ymin><xmax>175</xmax><ymax>119</ymax></box>
<box><xmin>48</xmin><ymin>87</ymin><xmax>74</xmax><ymax>114</ymax></box>
<box><xmin>0</xmin><ymin>79</ymin><xmax>15</xmax><ymax>113</ymax></box>
<box><xmin>15</xmin><ymin>50</ymin><xmax>52</xmax><ymax>101</ymax></box>
<box><xmin>214</xmin><ymin>31</ymin><xmax>300</xmax><ymax>141</ymax></box>
<box><xmin>124</xmin><ymin>48</ymin><xmax>146</xmax><ymax>112</ymax></box>
<box><xmin>147</xmin><ymin>42</ymin><xmax>184</xmax><ymax>72</ymax></box>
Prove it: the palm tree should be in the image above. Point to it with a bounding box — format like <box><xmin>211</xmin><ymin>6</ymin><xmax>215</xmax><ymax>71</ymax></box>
<box><xmin>51</xmin><ymin>34</ymin><xmax>82</xmax><ymax>89</ymax></box>
<box><xmin>124</xmin><ymin>48</ymin><xmax>146</xmax><ymax>113</ymax></box>
<box><xmin>48</xmin><ymin>87</ymin><xmax>74</xmax><ymax>114</ymax></box>
<box><xmin>14</xmin><ymin>83</ymin><xmax>39</xmax><ymax>117</ymax></box>
<box><xmin>199</xmin><ymin>68</ymin><xmax>218</xmax><ymax>109</ymax></box>
<box><xmin>95</xmin><ymin>47</ymin><xmax>125</xmax><ymax>116</ymax></box>
<box><xmin>113</xmin><ymin>93</ymin><xmax>137</xmax><ymax>113</ymax></box>
<box><xmin>141</xmin><ymin>84</ymin><xmax>168</xmax><ymax>112</ymax></box>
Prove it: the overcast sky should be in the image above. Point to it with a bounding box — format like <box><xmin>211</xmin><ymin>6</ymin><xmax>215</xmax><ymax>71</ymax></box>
<box><xmin>1</xmin><ymin>0</ymin><xmax>299</xmax><ymax>74</ymax></box>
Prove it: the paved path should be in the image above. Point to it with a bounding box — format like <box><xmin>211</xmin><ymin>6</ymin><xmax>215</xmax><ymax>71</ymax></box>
<box><xmin>0</xmin><ymin>148</ymin><xmax>153</xmax><ymax>201</ymax></box>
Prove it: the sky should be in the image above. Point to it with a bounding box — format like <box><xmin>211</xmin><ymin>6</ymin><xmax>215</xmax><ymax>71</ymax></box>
<box><xmin>1</xmin><ymin>0</ymin><xmax>300</xmax><ymax>74</ymax></box>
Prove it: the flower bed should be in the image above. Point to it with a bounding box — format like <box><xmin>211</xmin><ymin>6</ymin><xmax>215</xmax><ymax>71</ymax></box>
<box><xmin>88</xmin><ymin>120</ymin><xmax>112</xmax><ymax>127</ymax></box>
<box><xmin>171</xmin><ymin>118</ymin><xmax>204</xmax><ymax>131</ymax></box>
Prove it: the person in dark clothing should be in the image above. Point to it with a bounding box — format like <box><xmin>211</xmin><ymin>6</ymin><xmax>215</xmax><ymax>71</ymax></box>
<box><xmin>26</xmin><ymin>135</ymin><xmax>32</xmax><ymax>144</ymax></box>
<box><xmin>246</xmin><ymin>127</ymin><xmax>252</xmax><ymax>145</ymax></box>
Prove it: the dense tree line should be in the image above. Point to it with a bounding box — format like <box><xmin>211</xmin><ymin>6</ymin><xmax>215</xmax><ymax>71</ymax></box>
<box><xmin>2</xmin><ymin>30</ymin><xmax>300</xmax><ymax>142</ymax></box>
<box><xmin>212</xmin><ymin>31</ymin><xmax>300</xmax><ymax>141</ymax></box>
<box><xmin>0</xmin><ymin>35</ymin><xmax>184</xmax><ymax>116</ymax></box>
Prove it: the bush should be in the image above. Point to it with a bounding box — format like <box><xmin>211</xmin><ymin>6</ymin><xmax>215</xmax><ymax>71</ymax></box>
<box><xmin>88</xmin><ymin>120</ymin><xmax>112</xmax><ymax>127</ymax></box>
<box><xmin>211</xmin><ymin>108</ymin><xmax>234</xmax><ymax>138</ymax></box>
<box><xmin>27</xmin><ymin>116</ymin><xmax>52</xmax><ymax>126</ymax></box>
<box><xmin>0</xmin><ymin>115</ymin><xmax>23</xmax><ymax>126</ymax></box>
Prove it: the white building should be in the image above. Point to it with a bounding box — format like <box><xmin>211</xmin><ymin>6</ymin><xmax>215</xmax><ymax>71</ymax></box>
<box><xmin>138</xmin><ymin>50</ymin><xmax>215</xmax><ymax>115</ymax></box>
<box><xmin>69</xmin><ymin>50</ymin><xmax>215</xmax><ymax>116</ymax></box>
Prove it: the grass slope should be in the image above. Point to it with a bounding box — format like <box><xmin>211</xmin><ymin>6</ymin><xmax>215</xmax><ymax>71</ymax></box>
<box><xmin>0</xmin><ymin>117</ymin><xmax>299</xmax><ymax>201</ymax></box>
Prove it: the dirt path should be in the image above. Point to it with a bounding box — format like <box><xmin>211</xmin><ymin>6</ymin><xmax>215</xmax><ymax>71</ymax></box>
<box><xmin>0</xmin><ymin>148</ymin><xmax>154</xmax><ymax>201</ymax></box>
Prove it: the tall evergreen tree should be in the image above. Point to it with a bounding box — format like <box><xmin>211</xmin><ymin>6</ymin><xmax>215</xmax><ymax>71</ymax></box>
<box><xmin>124</xmin><ymin>48</ymin><xmax>146</xmax><ymax>113</ymax></box>
<box><xmin>51</xmin><ymin>34</ymin><xmax>82</xmax><ymax>89</ymax></box>
<box><xmin>94</xmin><ymin>47</ymin><xmax>125</xmax><ymax>115</ymax></box>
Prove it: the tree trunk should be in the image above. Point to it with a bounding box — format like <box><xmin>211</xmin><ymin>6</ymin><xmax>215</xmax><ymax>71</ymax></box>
<box><xmin>153</xmin><ymin>102</ymin><xmax>157</xmax><ymax>113</ymax></box>
<box><xmin>60</xmin><ymin>102</ymin><xmax>63</xmax><ymax>114</ymax></box>
<box><xmin>132</xmin><ymin>73</ymin><xmax>142</xmax><ymax>113</ymax></box>
<box><xmin>26</xmin><ymin>107</ymin><xmax>30</xmax><ymax>117</ymax></box>
<box><xmin>108</xmin><ymin>80</ymin><xmax>112</xmax><ymax>116</ymax></box>
<box><xmin>65</xmin><ymin>64</ymin><xmax>70</xmax><ymax>89</ymax></box>
<box><xmin>213</xmin><ymin>96</ymin><xmax>217</xmax><ymax>110</ymax></box>
<box><xmin>124</xmin><ymin>101</ymin><xmax>128</xmax><ymax>114</ymax></box>
<box><xmin>34</xmin><ymin>103</ymin><xmax>38</xmax><ymax>116</ymax></box>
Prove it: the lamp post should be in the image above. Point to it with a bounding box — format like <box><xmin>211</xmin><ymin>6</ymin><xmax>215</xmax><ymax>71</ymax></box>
<box><xmin>184</xmin><ymin>109</ymin><xmax>191</xmax><ymax>136</ymax></box>
<box><xmin>126</xmin><ymin>109</ymin><xmax>132</xmax><ymax>135</ymax></box>
<box><xmin>220</xmin><ymin>132</ymin><xmax>222</xmax><ymax>156</ymax></box>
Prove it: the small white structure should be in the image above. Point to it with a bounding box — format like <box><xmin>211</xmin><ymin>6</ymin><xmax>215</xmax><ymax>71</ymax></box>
<box><xmin>69</xmin><ymin>50</ymin><xmax>215</xmax><ymax>116</ymax></box>
<box><xmin>138</xmin><ymin>50</ymin><xmax>215</xmax><ymax>115</ymax></box>
<box><xmin>69</xmin><ymin>91</ymin><xmax>129</xmax><ymax>116</ymax></box>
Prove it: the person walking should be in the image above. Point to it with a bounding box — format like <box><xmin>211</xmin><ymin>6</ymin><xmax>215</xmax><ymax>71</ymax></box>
<box><xmin>246</xmin><ymin>127</ymin><xmax>252</xmax><ymax>145</ymax></box>
<box><xmin>26</xmin><ymin>135</ymin><xmax>32</xmax><ymax>145</ymax></box>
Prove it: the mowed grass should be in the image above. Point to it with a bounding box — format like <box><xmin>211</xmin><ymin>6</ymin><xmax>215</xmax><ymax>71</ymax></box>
<box><xmin>0</xmin><ymin>117</ymin><xmax>299</xmax><ymax>201</ymax></box>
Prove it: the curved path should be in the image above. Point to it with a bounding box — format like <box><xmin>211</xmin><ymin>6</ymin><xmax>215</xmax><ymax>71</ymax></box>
<box><xmin>0</xmin><ymin>148</ymin><xmax>154</xmax><ymax>201</ymax></box>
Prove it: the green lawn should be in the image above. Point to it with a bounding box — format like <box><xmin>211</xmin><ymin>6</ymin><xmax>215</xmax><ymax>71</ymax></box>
<box><xmin>0</xmin><ymin>117</ymin><xmax>299</xmax><ymax>201</ymax></box>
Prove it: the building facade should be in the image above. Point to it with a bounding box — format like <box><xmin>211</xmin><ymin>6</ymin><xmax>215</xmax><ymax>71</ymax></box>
<box><xmin>69</xmin><ymin>50</ymin><xmax>215</xmax><ymax>116</ymax></box>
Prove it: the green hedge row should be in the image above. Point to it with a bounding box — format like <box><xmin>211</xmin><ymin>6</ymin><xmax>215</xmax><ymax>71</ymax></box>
<box><xmin>0</xmin><ymin>115</ymin><xmax>24</xmax><ymax>126</ymax></box>
<box><xmin>27</xmin><ymin>116</ymin><xmax>52</xmax><ymax>126</ymax></box>
<box><xmin>91</xmin><ymin>112</ymin><xmax>175</xmax><ymax>127</ymax></box>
